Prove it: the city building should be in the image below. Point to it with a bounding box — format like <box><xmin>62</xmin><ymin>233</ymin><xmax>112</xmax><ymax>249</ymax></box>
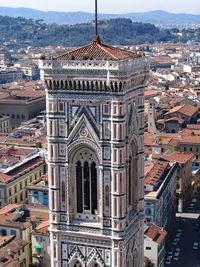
<box><xmin>144</xmin><ymin>160</ymin><xmax>178</xmax><ymax>230</ymax></box>
<box><xmin>31</xmin><ymin>220</ymin><xmax>50</xmax><ymax>267</ymax></box>
<box><xmin>21</xmin><ymin>64</ymin><xmax>39</xmax><ymax>80</ymax></box>
<box><xmin>144</xmin><ymin>222</ymin><xmax>167</xmax><ymax>267</ymax></box>
<box><xmin>40</xmin><ymin>32</ymin><xmax>149</xmax><ymax>266</ymax></box>
<box><xmin>179</xmin><ymin>136</ymin><xmax>200</xmax><ymax>166</ymax></box>
<box><xmin>162</xmin><ymin>151</ymin><xmax>193</xmax><ymax>212</ymax></box>
<box><xmin>0</xmin><ymin>51</ymin><xmax>11</xmax><ymax>65</ymax></box>
<box><xmin>27</xmin><ymin>173</ymin><xmax>48</xmax><ymax>206</ymax></box>
<box><xmin>0</xmin><ymin>90</ymin><xmax>45</xmax><ymax>129</ymax></box>
<box><xmin>0</xmin><ymin>68</ymin><xmax>23</xmax><ymax>84</ymax></box>
<box><xmin>0</xmin><ymin>115</ymin><xmax>10</xmax><ymax>132</ymax></box>
<box><xmin>0</xmin><ymin>203</ymin><xmax>49</xmax><ymax>266</ymax></box>
<box><xmin>0</xmin><ymin>147</ymin><xmax>45</xmax><ymax>208</ymax></box>
<box><xmin>0</xmin><ymin>235</ymin><xmax>28</xmax><ymax>267</ymax></box>
<box><xmin>164</xmin><ymin>103</ymin><xmax>198</xmax><ymax>124</ymax></box>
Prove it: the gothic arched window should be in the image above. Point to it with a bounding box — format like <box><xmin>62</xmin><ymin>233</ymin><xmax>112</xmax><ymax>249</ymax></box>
<box><xmin>129</xmin><ymin>141</ymin><xmax>138</xmax><ymax>210</ymax></box>
<box><xmin>72</xmin><ymin>261</ymin><xmax>82</xmax><ymax>267</ymax></box>
<box><xmin>61</xmin><ymin>181</ymin><xmax>65</xmax><ymax>202</ymax></box>
<box><xmin>76</xmin><ymin>161</ymin><xmax>83</xmax><ymax>213</ymax></box>
<box><xmin>75</xmin><ymin>152</ymin><xmax>98</xmax><ymax>215</ymax></box>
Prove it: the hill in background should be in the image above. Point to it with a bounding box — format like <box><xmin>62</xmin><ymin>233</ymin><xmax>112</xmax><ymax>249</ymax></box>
<box><xmin>0</xmin><ymin>7</ymin><xmax>200</xmax><ymax>26</ymax></box>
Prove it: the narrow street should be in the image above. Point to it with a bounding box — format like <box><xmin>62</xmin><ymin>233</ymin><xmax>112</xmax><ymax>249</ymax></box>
<box><xmin>165</xmin><ymin>198</ymin><xmax>200</xmax><ymax>266</ymax></box>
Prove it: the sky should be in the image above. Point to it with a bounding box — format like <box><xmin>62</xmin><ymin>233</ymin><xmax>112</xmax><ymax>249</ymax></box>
<box><xmin>0</xmin><ymin>0</ymin><xmax>200</xmax><ymax>14</ymax></box>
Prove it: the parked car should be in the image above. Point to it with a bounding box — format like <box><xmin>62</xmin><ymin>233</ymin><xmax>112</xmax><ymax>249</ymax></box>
<box><xmin>174</xmin><ymin>251</ymin><xmax>180</xmax><ymax>257</ymax></box>
<box><xmin>176</xmin><ymin>232</ymin><xmax>181</xmax><ymax>238</ymax></box>
<box><xmin>167</xmin><ymin>251</ymin><xmax>173</xmax><ymax>259</ymax></box>
<box><xmin>165</xmin><ymin>258</ymin><xmax>171</xmax><ymax>265</ymax></box>
<box><xmin>193</xmin><ymin>242</ymin><xmax>198</xmax><ymax>250</ymax></box>
<box><xmin>189</xmin><ymin>203</ymin><xmax>195</xmax><ymax>209</ymax></box>
<box><xmin>172</xmin><ymin>238</ymin><xmax>179</xmax><ymax>246</ymax></box>
<box><xmin>173</xmin><ymin>255</ymin><xmax>179</xmax><ymax>261</ymax></box>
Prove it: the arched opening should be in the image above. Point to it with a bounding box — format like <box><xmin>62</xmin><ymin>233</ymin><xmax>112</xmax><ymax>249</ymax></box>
<box><xmin>72</xmin><ymin>261</ymin><xmax>82</xmax><ymax>267</ymax></box>
<box><xmin>69</xmin><ymin>80</ymin><xmax>72</xmax><ymax>89</ymax></box>
<box><xmin>45</xmin><ymin>80</ymin><xmax>49</xmax><ymax>89</ymax></box>
<box><xmin>53</xmin><ymin>80</ymin><xmax>56</xmax><ymax>89</ymax></box>
<box><xmin>56</xmin><ymin>80</ymin><xmax>59</xmax><ymax>89</ymax></box>
<box><xmin>73</xmin><ymin>149</ymin><xmax>98</xmax><ymax>215</ymax></box>
<box><xmin>91</xmin><ymin>81</ymin><xmax>94</xmax><ymax>90</ymax></box>
<box><xmin>86</xmin><ymin>81</ymin><xmax>90</xmax><ymax>90</ymax></box>
<box><xmin>114</xmin><ymin>82</ymin><xmax>118</xmax><ymax>91</ymax></box>
<box><xmin>119</xmin><ymin>82</ymin><xmax>122</xmax><ymax>91</ymax></box>
<box><xmin>60</xmin><ymin>80</ymin><xmax>64</xmax><ymax>89</ymax></box>
<box><xmin>61</xmin><ymin>181</ymin><xmax>65</xmax><ymax>202</ymax></box>
<box><xmin>49</xmin><ymin>80</ymin><xmax>52</xmax><ymax>89</ymax></box>
<box><xmin>95</xmin><ymin>81</ymin><xmax>98</xmax><ymax>90</ymax></box>
<box><xmin>73</xmin><ymin>80</ymin><xmax>76</xmax><ymax>89</ymax></box>
<box><xmin>82</xmin><ymin>81</ymin><xmax>85</xmax><ymax>90</ymax></box>
<box><xmin>65</xmin><ymin>80</ymin><xmax>68</xmax><ymax>89</ymax></box>
<box><xmin>129</xmin><ymin>140</ymin><xmax>138</xmax><ymax>211</ymax></box>
<box><xmin>76</xmin><ymin>161</ymin><xmax>83</xmax><ymax>213</ymax></box>
<box><xmin>110</xmin><ymin>82</ymin><xmax>113</xmax><ymax>91</ymax></box>
<box><xmin>104</xmin><ymin>81</ymin><xmax>107</xmax><ymax>90</ymax></box>
<box><xmin>100</xmin><ymin>81</ymin><xmax>103</xmax><ymax>90</ymax></box>
<box><xmin>78</xmin><ymin>81</ymin><xmax>81</xmax><ymax>90</ymax></box>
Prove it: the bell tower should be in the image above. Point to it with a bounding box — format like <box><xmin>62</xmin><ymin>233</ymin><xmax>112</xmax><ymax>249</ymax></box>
<box><xmin>40</xmin><ymin>3</ymin><xmax>149</xmax><ymax>266</ymax></box>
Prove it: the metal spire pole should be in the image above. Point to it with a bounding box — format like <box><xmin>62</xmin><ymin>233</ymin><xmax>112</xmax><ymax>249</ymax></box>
<box><xmin>95</xmin><ymin>0</ymin><xmax>98</xmax><ymax>36</ymax></box>
<box><xmin>92</xmin><ymin>0</ymin><xmax>100</xmax><ymax>43</ymax></box>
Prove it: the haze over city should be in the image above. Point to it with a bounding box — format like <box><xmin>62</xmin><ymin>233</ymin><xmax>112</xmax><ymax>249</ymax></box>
<box><xmin>0</xmin><ymin>0</ymin><xmax>200</xmax><ymax>14</ymax></box>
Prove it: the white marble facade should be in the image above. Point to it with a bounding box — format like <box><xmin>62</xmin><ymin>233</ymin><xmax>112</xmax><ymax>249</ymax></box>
<box><xmin>40</xmin><ymin>41</ymin><xmax>149</xmax><ymax>267</ymax></box>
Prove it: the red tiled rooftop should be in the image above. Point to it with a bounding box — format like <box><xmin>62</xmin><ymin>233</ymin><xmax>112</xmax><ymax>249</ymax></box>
<box><xmin>144</xmin><ymin>160</ymin><xmax>169</xmax><ymax>187</ymax></box>
<box><xmin>162</xmin><ymin>151</ymin><xmax>193</xmax><ymax>164</ymax></box>
<box><xmin>165</xmin><ymin>103</ymin><xmax>197</xmax><ymax>117</ymax></box>
<box><xmin>180</xmin><ymin>136</ymin><xmax>200</xmax><ymax>144</ymax></box>
<box><xmin>187</xmin><ymin>124</ymin><xmax>200</xmax><ymax>130</ymax></box>
<box><xmin>0</xmin><ymin>147</ymin><xmax>36</xmax><ymax>156</ymax></box>
<box><xmin>144</xmin><ymin>222</ymin><xmax>167</xmax><ymax>244</ymax></box>
<box><xmin>33</xmin><ymin>220</ymin><xmax>50</xmax><ymax>236</ymax></box>
<box><xmin>165</xmin><ymin>117</ymin><xmax>185</xmax><ymax>124</ymax></box>
<box><xmin>7</xmin><ymin>156</ymin><xmax>44</xmax><ymax>178</ymax></box>
<box><xmin>56</xmin><ymin>40</ymin><xmax>141</xmax><ymax>61</ymax></box>
<box><xmin>0</xmin><ymin>172</ymin><xmax>12</xmax><ymax>184</ymax></box>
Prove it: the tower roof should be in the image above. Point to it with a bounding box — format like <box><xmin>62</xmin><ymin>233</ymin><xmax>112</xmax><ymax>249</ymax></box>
<box><xmin>55</xmin><ymin>40</ymin><xmax>141</xmax><ymax>61</ymax></box>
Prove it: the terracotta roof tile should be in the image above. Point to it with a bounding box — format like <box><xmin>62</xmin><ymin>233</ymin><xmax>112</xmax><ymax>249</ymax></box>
<box><xmin>33</xmin><ymin>220</ymin><xmax>50</xmax><ymax>236</ymax></box>
<box><xmin>165</xmin><ymin>117</ymin><xmax>185</xmax><ymax>124</ymax></box>
<box><xmin>0</xmin><ymin>172</ymin><xmax>12</xmax><ymax>184</ymax></box>
<box><xmin>144</xmin><ymin>160</ymin><xmax>169</xmax><ymax>187</ymax></box>
<box><xmin>165</xmin><ymin>103</ymin><xmax>197</xmax><ymax>117</ymax></box>
<box><xmin>187</xmin><ymin>124</ymin><xmax>200</xmax><ymax>130</ymax></box>
<box><xmin>144</xmin><ymin>222</ymin><xmax>167</xmax><ymax>244</ymax></box>
<box><xmin>56</xmin><ymin>41</ymin><xmax>141</xmax><ymax>61</ymax></box>
<box><xmin>162</xmin><ymin>151</ymin><xmax>193</xmax><ymax>164</ymax></box>
<box><xmin>180</xmin><ymin>136</ymin><xmax>200</xmax><ymax>144</ymax></box>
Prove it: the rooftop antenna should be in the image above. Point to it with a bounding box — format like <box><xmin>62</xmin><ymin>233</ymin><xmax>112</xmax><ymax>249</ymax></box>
<box><xmin>92</xmin><ymin>0</ymin><xmax>101</xmax><ymax>43</ymax></box>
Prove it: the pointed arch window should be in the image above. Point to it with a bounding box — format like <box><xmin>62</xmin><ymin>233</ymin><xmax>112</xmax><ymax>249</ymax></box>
<box><xmin>76</xmin><ymin>160</ymin><xmax>98</xmax><ymax>214</ymax></box>
<box><xmin>61</xmin><ymin>181</ymin><xmax>65</xmax><ymax>202</ymax></box>
<box><xmin>76</xmin><ymin>161</ymin><xmax>83</xmax><ymax>213</ymax></box>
